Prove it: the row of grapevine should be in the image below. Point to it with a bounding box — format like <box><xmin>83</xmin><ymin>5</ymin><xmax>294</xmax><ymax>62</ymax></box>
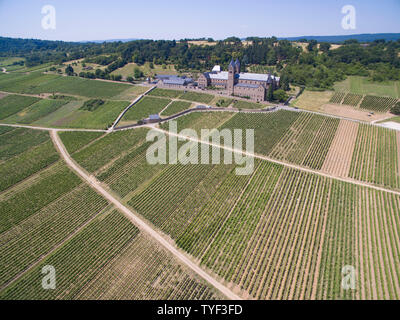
<box><xmin>329</xmin><ymin>91</ymin><xmax>398</xmax><ymax>113</ymax></box>
<box><xmin>0</xmin><ymin>164</ymin><xmax>81</xmax><ymax>234</ymax></box>
<box><xmin>219</xmin><ymin>111</ymin><xmax>301</xmax><ymax>156</ymax></box>
<box><xmin>349</xmin><ymin>124</ymin><xmax>400</xmax><ymax>190</ymax></box>
<box><xmin>0</xmin><ymin>185</ymin><xmax>108</xmax><ymax>288</ymax></box>
<box><xmin>343</xmin><ymin>93</ymin><xmax>363</xmax><ymax>106</ymax></box>
<box><xmin>0</xmin><ymin>210</ymin><xmax>139</xmax><ymax>299</ymax></box>
<box><xmin>360</xmin><ymin>95</ymin><xmax>398</xmax><ymax>113</ymax></box>
<box><xmin>329</xmin><ymin>92</ymin><xmax>346</xmax><ymax>104</ymax></box>
<box><xmin>269</xmin><ymin>114</ymin><xmax>339</xmax><ymax>170</ymax></box>
<box><xmin>75</xmin><ymin>234</ymin><xmax>224</xmax><ymax>300</ymax></box>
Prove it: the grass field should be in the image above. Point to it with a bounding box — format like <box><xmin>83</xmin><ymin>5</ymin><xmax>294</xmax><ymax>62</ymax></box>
<box><xmin>334</xmin><ymin>76</ymin><xmax>400</xmax><ymax>98</ymax></box>
<box><xmin>292</xmin><ymin>90</ymin><xmax>334</xmax><ymax>111</ymax></box>
<box><xmin>111</xmin><ymin>62</ymin><xmax>178</xmax><ymax>78</ymax></box>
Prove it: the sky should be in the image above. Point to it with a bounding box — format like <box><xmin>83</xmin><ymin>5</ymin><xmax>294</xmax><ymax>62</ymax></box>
<box><xmin>0</xmin><ymin>0</ymin><xmax>399</xmax><ymax>42</ymax></box>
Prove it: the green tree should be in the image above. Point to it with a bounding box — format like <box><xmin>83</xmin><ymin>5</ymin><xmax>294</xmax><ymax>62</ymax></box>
<box><xmin>65</xmin><ymin>65</ymin><xmax>74</xmax><ymax>76</ymax></box>
<box><xmin>319</xmin><ymin>42</ymin><xmax>331</xmax><ymax>53</ymax></box>
<box><xmin>267</xmin><ymin>85</ymin><xmax>274</xmax><ymax>101</ymax></box>
<box><xmin>134</xmin><ymin>67</ymin><xmax>143</xmax><ymax>79</ymax></box>
<box><xmin>390</xmin><ymin>102</ymin><xmax>400</xmax><ymax>115</ymax></box>
<box><xmin>273</xmin><ymin>89</ymin><xmax>288</xmax><ymax>102</ymax></box>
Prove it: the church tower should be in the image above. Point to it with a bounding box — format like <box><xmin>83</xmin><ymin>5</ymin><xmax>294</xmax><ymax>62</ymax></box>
<box><xmin>235</xmin><ymin>58</ymin><xmax>241</xmax><ymax>74</ymax></box>
<box><xmin>227</xmin><ymin>59</ymin><xmax>235</xmax><ymax>95</ymax></box>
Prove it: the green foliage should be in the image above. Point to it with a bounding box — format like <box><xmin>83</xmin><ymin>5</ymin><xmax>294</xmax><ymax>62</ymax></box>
<box><xmin>390</xmin><ymin>101</ymin><xmax>400</xmax><ymax>115</ymax></box>
<box><xmin>215</xmin><ymin>98</ymin><xmax>233</xmax><ymax>107</ymax></box>
<box><xmin>0</xmin><ymin>185</ymin><xmax>108</xmax><ymax>289</ymax></box>
<box><xmin>80</xmin><ymin>99</ymin><xmax>105</xmax><ymax>111</ymax></box>
<box><xmin>273</xmin><ymin>89</ymin><xmax>288</xmax><ymax>102</ymax></box>
<box><xmin>65</xmin><ymin>65</ymin><xmax>74</xmax><ymax>76</ymax></box>
<box><xmin>360</xmin><ymin>95</ymin><xmax>398</xmax><ymax>112</ymax></box>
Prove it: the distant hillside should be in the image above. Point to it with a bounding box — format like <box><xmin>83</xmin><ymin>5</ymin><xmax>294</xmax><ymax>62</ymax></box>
<box><xmin>83</xmin><ymin>38</ymin><xmax>140</xmax><ymax>43</ymax></box>
<box><xmin>279</xmin><ymin>33</ymin><xmax>400</xmax><ymax>43</ymax></box>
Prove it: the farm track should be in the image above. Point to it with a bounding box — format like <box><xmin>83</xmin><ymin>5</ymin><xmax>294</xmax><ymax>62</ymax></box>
<box><xmin>2</xmin><ymin>120</ymin><xmax>400</xmax><ymax>196</ymax></box>
<box><xmin>151</xmin><ymin>126</ymin><xmax>400</xmax><ymax>197</ymax></box>
<box><xmin>49</xmin><ymin>130</ymin><xmax>240</xmax><ymax>300</ymax></box>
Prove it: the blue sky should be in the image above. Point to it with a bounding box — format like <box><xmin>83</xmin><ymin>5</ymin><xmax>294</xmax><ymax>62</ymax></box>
<box><xmin>0</xmin><ymin>0</ymin><xmax>399</xmax><ymax>41</ymax></box>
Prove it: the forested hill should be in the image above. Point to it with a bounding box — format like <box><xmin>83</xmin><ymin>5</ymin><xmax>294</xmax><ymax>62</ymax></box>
<box><xmin>1</xmin><ymin>36</ymin><xmax>400</xmax><ymax>89</ymax></box>
<box><xmin>279</xmin><ymin>33</ymin><xmax>400</xmax><ymax>43</ymax></box>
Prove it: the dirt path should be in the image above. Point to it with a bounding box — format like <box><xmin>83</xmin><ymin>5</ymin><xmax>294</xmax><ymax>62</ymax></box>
<box><xmin>50</xmin><ymin>130</ymin><xmax>240</xmax><ymax>300</ymax></box>
<box><xmin>152</xmin><ymin>126</ymin><xmax>400</xmax><ymax>197</ymax></box>
<box><xmin>0</xmin><ymin>123</ymin><xmax>106</xmax><ymax>133</ymax></box>
<box><xmin>3</xmin><ymin>121</ymin><xmax>400</xmax><ymax>197</ymax></box>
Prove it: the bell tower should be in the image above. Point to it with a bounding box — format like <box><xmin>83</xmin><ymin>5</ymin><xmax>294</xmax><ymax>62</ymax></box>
<box><xmin>227</xmin><ymin>59</ymin><xmax>235</xmax><ymax>95</ymax></box>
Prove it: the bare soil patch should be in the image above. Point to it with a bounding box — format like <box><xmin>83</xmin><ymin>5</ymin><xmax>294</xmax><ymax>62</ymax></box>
<box><xmin>321</xmin><ymin>120</ymin><xmax>359</xmax><ymax>177</ymax></box>
<box><xmin>322</xmin><ymin>103</ymin><xmax>390</xmax><ymax>122</ymax></box>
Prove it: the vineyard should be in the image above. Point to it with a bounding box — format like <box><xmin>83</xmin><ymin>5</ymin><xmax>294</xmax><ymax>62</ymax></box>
<box><xmin>0</xmin><ymin>94</ymin><xmax>40</xmax><ymax>120</ymax></box>
<box><xmin>342</xmin><ymin>93</ymin><xmax>363</xmax><ymax>106</ymax></box>
<box><xmin>179</xmin><ymin>91</ymin><xmax>214</xmax><ymax>104</ymax></box>
<box><xmin>232</xmin><ymin>100</ymin><xmax>264</xmax><ymax>109</ymax></box>
<box><xmin>0</xmin><ymin>128</ymin><xmax>60</xmax><ymax>191</ymax></box>
<box><xmin>115</xmin><ymin>150</ymin><xmax>400</xmax><ymax>299</ymax></box>
<box><xmin>360</xmin><ymin>95</ymin><xmax>398</xmax><ymax>113</ymax></box>
<box><xmin>71</xmin><ymin>128</ymin><xmax>148</xmax><ymax>172</ymax></box>
<box><xmin>0</xmin><ymin>163</ymin><xmax>81</xmax><ymax>234</ymax></box>
<box><xmin>121</xmin><ymin>96</ymin><xmax>171</xmax><ymax>122</ymax></box>
<box><xmin>161</xmin><ymin>101</ymin><xmax>192</xmax><ymax>116</ymax></box>
<box><xmin>76</xmin><ymin>233</ymin><xmax>224</xmax><ymax>300</ymax></box>
<box><xmin>148</xmin><ymin>88</ymin><xmax>183</xmax><ymax>98</ymax></box>
<box><xmin>329</xmin><ymin>92</ymin><xmax>345</xmax><ymax>104</ymax></box>
<box><xmin>269</xmin><ymin>113</ymin><xmax>339</xmax><ymax>170</ymax></box>
<box><xmin>330</xmin><ymin>91</ymin><xmax>399</xmax><ymax>113</ymax></box>
<box><xmin>349</xmin><ymin>124</ymin><xmax>400</xmax><ymax>190</ymax></box>
<box><xmin>220</xmin><ymin>111</ymin><xmax>301</xmax><ymax>156</ymax></box>
<box><xmin>4</xmin><ymin>99</ymin><xmax>68</xmax><ymax>124</ymax></box>
<box><xmin>0</xmin><ymin>184</ymin><xmax>108</xmax><ymax>289</ymax></box>
<box><xmin>0</xmin><ymin>210</ymin><xmax>222</xmax><ymax>300</ymax></box>
<box><xmin>161</xmin><ymin>111</ymin><xmax>234</xmax><ymax>133</ymax></box>
<box><xmin>0</xmin><ymin>72</ymin><xmax>133</xmax><ymax>99</ymax></box>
